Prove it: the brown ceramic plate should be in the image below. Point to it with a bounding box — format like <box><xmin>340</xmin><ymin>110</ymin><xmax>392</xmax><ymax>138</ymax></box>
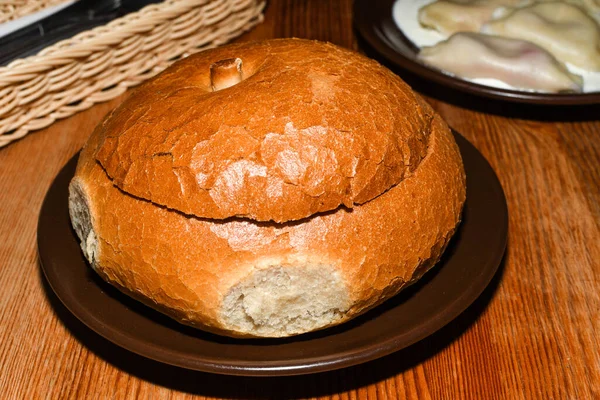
<box><xmin>38</xmin><ymin>131</ymin><xmax>507</xmax><ymax>377</ymax></box>
<box><xmin>354</xmin><ymin>0</ymin><xmax>600</xmax><ymax>105</ymax></box>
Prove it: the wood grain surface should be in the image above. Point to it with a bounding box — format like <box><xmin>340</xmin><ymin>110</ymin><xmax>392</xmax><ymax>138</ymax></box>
<box><xmin>1</xmin><ymin>0</ymin><xmax>599</xmax><ymax>398</ymax></box>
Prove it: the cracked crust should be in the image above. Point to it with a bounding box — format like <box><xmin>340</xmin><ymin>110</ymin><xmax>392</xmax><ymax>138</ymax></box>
<box><xmin>94</xmin><ymin>38</ymin><xmax>436</xmax><ymax>222</ymax></box>
<box><xmin>69</xmin><ymin>110</ymin><xmax>466</xmax><ymax>338</ymax></box>
<box><xmin>69</xmin><ymin>39</ymin><xmax>466</xmax><ymax>337</ymax></box>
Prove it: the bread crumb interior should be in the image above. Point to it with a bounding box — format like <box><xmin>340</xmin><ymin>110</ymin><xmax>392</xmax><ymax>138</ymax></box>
<box><xmin>221</xmin><ymin>264</ymin><xmax>349</xmax><ymax>337</ymax></box>
<box><xmin>68</xmin><ymin>180</ymin><xmax>98</xmax><ymax>267</ymax></box>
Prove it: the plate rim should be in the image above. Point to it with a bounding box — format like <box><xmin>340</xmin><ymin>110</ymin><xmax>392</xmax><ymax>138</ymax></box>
<box><xmin>37</xmin><ymin>131</ymin><xmax>508</xmax><ymax>376</ymax></box>
<box><xmin>353</xmin><ymin>0</ymin><xmax>600</xmax><ymax>105</ymax></box>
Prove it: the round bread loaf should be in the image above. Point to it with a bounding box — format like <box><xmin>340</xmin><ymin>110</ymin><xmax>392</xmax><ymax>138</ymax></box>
<box><xmin>68</xmin><ymin>38</ymin><xmax>466</xmax><ymax>338</ymax></box>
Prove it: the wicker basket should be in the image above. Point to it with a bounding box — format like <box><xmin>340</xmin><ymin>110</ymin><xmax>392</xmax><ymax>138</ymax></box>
<box><xmin>0</xmin><ymin>0</ymin><xmax>71</xmax><ymax>24</ymax></box>
<box><xmin>0</xmin><ymin>0</ymin><xmax>266</xmax><ymax>147</ymax></box>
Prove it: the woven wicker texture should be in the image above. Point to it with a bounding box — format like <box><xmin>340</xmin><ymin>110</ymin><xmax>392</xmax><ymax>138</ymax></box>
<box><xmin>0</xmin><ymin>0</ymin><xmax>266</xmax><ymax>147</ymax></box>
<box><xmin>0</xmin><ymin>0</ymin><xmax>70</xmax><ymax>23</ymax></box>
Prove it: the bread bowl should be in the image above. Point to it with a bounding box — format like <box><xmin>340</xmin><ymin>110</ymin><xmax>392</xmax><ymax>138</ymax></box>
<box><xmin>68</xmin><ymin>38</ymin><xmax>466</xmax><ymax>338</ymax></box>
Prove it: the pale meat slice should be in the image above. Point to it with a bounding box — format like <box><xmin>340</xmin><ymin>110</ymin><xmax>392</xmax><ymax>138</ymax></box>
<box><xmin>418</xmin><ymin>32</ymin><xmax>583</xmax><ymax>92</ymax></box>
<box><xmin>418</xmin><ymin>0</ymin><xmax>520</xmax><ymax>36</ymax></box>
<box><xmin>482</xmin><ymin>2</ymin><xmax>600</xmax><ymax>71</ymax></box>
<box><xmin>528</xmin><ymin>0</ymin><xmax>600</xmax><ymax>22</ymax></box>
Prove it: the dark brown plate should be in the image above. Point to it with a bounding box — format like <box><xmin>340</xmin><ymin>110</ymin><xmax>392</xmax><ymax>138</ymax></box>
<box><xmin>354</xmin><ymin>0</ymin><xmax>600</xmax><ymax>105</ymax></box>
<box><xmin>38</xmin><ymin>131</ymin><xmax>507</xmax><ymax>377</ymax></box>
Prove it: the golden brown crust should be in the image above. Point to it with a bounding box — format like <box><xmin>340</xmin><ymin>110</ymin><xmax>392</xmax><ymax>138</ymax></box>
<box><xmin>72</xmin><ymin>110</ymin><xmax>465</xmax><ymax>338</ymax></box>
<box><xmin>94</xmin><ymin>38</ymin><xmax>435</xmax><ymax>222</ymax></box>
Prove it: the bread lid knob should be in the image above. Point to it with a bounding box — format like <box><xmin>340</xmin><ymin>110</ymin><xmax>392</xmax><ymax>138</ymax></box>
<box><xmin>210</xmin><ymin>58</ymin><xmax>243</xmax><ymax>91</ymax></box>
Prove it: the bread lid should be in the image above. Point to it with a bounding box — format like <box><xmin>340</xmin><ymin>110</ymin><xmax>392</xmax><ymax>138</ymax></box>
<box><xmin>94</xmin><ymin>39</ymin><xmax>435</xmax><ymax>222</ymax></box>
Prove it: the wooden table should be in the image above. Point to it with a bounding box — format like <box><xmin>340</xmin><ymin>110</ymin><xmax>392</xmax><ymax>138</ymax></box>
<box><xmin>1</xmin><ymin>1</ymin><xmax>599</xmax><ymax>398</ymax></box>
